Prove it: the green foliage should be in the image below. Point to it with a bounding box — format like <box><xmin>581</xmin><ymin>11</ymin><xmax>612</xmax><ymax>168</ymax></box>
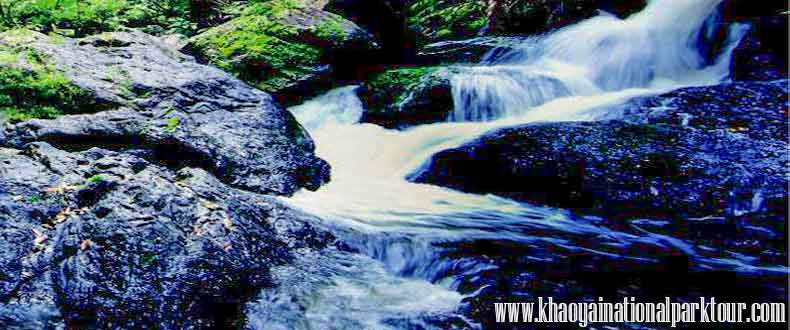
<box><xmin>241</xmin><ymin>0</ymin><xmax>304</xmax><ymax>17</ymax></box>
<box><xmin>0</xmin><ymin>0</ymin><xmax>202</xmax><ymax>37</ymax></box>
<box><xmin>0</xmin><ymin>0</ymin><xmax>128</xmax><ymax>37</ymax></box>
<box><xmin>123</xmin><ymin>0</ymin><xmax>197</xmax><ymax>35</ymax></box>
<box><xmin>0</xmin><ymin>39</ymin><xmax>94</xmax><ymax>123</ymax></box>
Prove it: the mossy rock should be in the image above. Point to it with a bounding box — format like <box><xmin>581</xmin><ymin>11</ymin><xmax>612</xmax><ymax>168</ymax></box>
<box><xmin>359</xmin><ymin>66</ymin><xmax>457</xmax><ymax>128</ymax></box>
<box><xmin>0</xmin><ymin>30</ymin><xmax>96</xmax><ymax>124</ymax></box>
<box><xmin>407</xmin><ymin>0</ymin><xmax>489</xmax><ymax>46</ymax></box>
<box><xmin>407</xmin><ymin>0</ymin><xmax>647</xmax><ymax>46</ymax></box>
<box><xmin>186</xmin><ymin>0</ymin><xmax>377</xmax><ymax>103</ymax></box>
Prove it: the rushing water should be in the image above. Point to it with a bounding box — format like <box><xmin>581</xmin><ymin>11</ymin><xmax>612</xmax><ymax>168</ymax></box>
<box><xmin>246</xmin><ymin>1</ymin><xmax>783</xmax><ymax>329</ymax></box>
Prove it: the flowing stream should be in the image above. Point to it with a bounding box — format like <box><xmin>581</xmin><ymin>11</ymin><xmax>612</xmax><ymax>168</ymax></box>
<box><xmin>246</xmin><ymin>1</ymin><xmax>783</xmax><ymax>329</ymax></box>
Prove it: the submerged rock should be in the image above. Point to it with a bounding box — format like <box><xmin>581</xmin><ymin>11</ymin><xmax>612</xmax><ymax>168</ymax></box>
<box><xmin>0</xmin><ymin>143</ymin><xmax>333</xmax><ymax>329</ymax></box>
<box><xmin>413</xmin><ymin>81</ymin><xmax>789</xmax><ymax>222</ymax></box>
<box><xmin>359</xmin><ymin>66</ymin><xmax>456</xmax><ymax>129</ymax></box>
<box><xmin>185</xmin><ymin>0</ymin><xmax>378</xmax><ymax>105</ymax></box>
<box><xmin>0</xmin><ymin>29</ymin><xmax>329</xmax><ymax>196</ymax></box>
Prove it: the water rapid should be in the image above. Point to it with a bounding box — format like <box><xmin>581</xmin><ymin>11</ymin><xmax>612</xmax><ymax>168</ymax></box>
<box><xmin>246</xmin><ymin>1</ymin><xmax>781</xmax><ymax>329</ymax></box>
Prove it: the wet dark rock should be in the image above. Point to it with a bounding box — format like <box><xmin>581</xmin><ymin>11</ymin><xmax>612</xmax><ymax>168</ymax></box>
<box><xmin>614</xmin><ymin>80</ymin><xmax>789</xmax><ymax>141</ymax></box>
<box><xmin>359</xmin><ymin>66</ymin><xmax>456</xmax><ymax>129</ymax></box>
<box><xmin>729</xmin><ymin>14</ymin><xmax>789</xmax><ymax>81</ymax></box>
<box><xmin>413</xmin><ymin>81</ymin><xmax>789</xmax><ymax>222</ymax></box>
<box><xmin>418</xmin><ymin>36</ymin><xmax>528</xmax><ymax>64</ymax></box>
<box><xmin>719</xmin><ymin>0</ymin><xmax>788</xmax><ymax>81</ymax></box>
<box><xmin>0</xmin><ymin>29</ymin><xmax>329</xmax><ymax>196</ymax></box>
<box><xmin>0</xmin><ymin>143</ymin><xmax>333</xmax><ymax>329</ymax></box>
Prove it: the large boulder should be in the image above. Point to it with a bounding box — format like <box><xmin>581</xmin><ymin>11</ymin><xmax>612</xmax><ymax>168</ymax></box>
<box><xmin>422</xmin><ymin>82</ymin><xmax>790</xmax><ymax>328</ymax></box>
<box><xmin>0</xmin><ymin>143</ymin><xmax>333</xmax><ymax>329</ymax></box>
<box><xmin>413</xmin><ymin>78</ymin><xmax>790</xmax><ymax>327</ymax></box>
<box><xmin>358</xmin><ymin>66</ymin><xmax>456</xmax><ymax>128</ymax></box>
<box><xmin>413</xmin><ymin>81</ymin><xmax>789</xmax><ymax>222</ymax></box>
<box><xmin>185</xmin><ymin>0</ymin><xmax>378</xmax><ymax>105</ymax></box>
<box><xmin>0</xmin><ymin>29</ymin><xmax>329</xmax><ymax>196</ymax></box>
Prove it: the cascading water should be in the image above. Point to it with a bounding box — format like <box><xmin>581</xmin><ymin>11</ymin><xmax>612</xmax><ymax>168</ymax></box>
<box><xmin>245</xmin><ymin>1</ymin><xmax>780</xmax><ymax>329</ymax></box>
<box><xmin>450</xmin><ymin>0</ymin><xmax>749</xmax><ymax>122</ymax></box>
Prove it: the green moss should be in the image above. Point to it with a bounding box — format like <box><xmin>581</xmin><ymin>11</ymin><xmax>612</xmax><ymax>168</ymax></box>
<box><xmin>0</xmin><ymin>32</ymin><xmax>95</xmax><ymax>123</ymax></box>
<box><xmin>189</xmin><ymin>9</ymin><xmax>323</xmax><ymax>92</ymax></box>
<box><xmin>164</xmin><ymin>117</ymin><xmax>180</xmax><ymax>133</ymax></box>
<box><xmin>0</xmin><ymin>63</ymin><xmax>86</xmax><ymax>123</ymax></box>
<box><xmin>0</xmin><ymin>105</ymin><xmax>62</xmax><ymax>122</ymax></box>
<box><xmin>369</xmin><ymin>67</ymin><xmax>440</xmax><ymax>92</ymax></box>
<box><xmin>27</xmin><ymin>194</ymin><xmax>42</xmax><ymax>204</ymax></box>
<box><xmin>366</xmin><ymin>66</ymin><xmax>449</xmax><ymax>109</ymax></box>
<box><xmin>312</xmin><ymin>15</ymin><xmax>349</xmax><ymax>42</ymax></box>
<box><xmin>86</xmin><ymin>175</ymin><xmax>105</xmax><ymax>185</ymax></box>
<box><xmin>407</xmin><ymin>0</ymin><xmax>488</xmax><ymax>44</ymax></box>
<box><xmin>105</xmin><ymin>67</ymin><xmax>134</xmax><ymax>97</ymax></box>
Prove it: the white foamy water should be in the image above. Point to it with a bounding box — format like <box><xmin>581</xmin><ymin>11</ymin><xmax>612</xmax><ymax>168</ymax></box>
<box><xmin>246</xmin><ymin>1</ymin><xmax>785</xmax><ymax>329</ymax></box>
<box><xmin>246</xmin><ymin>250</ymin><xmax>467</xmax><ymax>330</ymax></box>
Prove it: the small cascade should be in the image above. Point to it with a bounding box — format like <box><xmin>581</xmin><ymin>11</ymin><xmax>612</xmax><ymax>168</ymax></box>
<box><xmin>288</xmin><ymin>85</ymin><xmax>365</xmax><ymax>130</ymax></box>
<box><xmin>449</xmin><ymin>0</ymin><xmax>747</xmax><ymax>122</ymax></box>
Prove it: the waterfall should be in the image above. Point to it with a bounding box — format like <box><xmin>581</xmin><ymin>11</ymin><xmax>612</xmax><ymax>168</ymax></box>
<box><xmin>449</xmin><ymin>0</ymin><xmax>748</xmax><ymax>122</ymax></box>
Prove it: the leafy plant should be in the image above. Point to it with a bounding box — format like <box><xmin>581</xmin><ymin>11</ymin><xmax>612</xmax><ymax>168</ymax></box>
<box><xmin>0</xmin><ymin>0</ymin><xmax>128</xmax><ymax>37</ymax></box>
<box><xmin>0</xmin><ymin>0</ymin><xmax>219</xmax><ymax>37</ymax></box>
